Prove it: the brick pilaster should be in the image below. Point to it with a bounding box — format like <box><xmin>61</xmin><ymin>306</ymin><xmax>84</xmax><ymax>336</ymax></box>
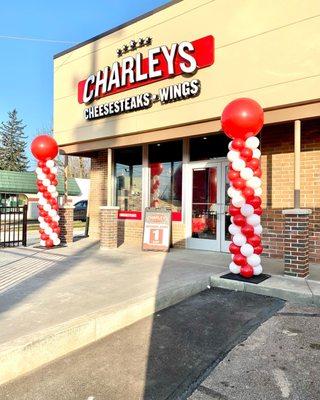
<box><xmin>58</xmin><ymin>206</ymin><xmax>74</xmax><ymax>245</ymax></box>
<box><xmin>100</xmin><ymin>206</ymin><xmax>119</xmax><ymax>249</ymax></box>
<box><xmin>282</xmin><ymin>209</ymin><xmax>311</xmax><ymax>278</ymax></box>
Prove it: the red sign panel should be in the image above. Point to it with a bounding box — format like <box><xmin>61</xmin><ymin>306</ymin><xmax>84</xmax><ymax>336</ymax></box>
<box><xmin>118</xmin><ymin>210</ymin><xmax>142</xmax><ymax>220</ymax></box>
<box><xmin>78</xmin><ymin>35</ymin><xmax>214</xmax><ymax>104</ymax></box>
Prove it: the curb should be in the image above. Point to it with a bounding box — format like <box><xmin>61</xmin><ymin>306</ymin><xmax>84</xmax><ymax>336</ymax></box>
<box><xmin>0</xmin><ymin>279</ymin><xmax>209</xmax><ymax>386</ymax></box>
<box><xmin>210</xmin><ymin>274</ymin><xmax>319</xmax><ymax>306</ymax></box>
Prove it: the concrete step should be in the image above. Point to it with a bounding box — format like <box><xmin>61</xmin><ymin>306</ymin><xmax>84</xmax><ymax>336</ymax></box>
<box><xmin>0</xmin><ymin>278</ymin><xmax>209</xmax><ymax>386</ymax></box>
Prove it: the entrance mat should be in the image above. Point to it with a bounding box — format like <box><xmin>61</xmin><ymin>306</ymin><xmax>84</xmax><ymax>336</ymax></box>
<box><xmin>220</xmin><ymin>272</ymin><xmax>271</xmax><ymax>284</ymax></box>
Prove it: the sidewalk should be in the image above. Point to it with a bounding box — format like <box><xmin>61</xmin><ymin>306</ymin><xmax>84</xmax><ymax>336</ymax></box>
<box><xmin>0</xmin><ymin>238</ymin><xmax>319</xmax><ymax>385</ymax></box>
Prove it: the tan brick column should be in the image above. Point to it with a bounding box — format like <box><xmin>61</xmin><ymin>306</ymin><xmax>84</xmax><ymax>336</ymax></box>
<box><xmin>282</xmin><ymin>209</ymin><xmax>311</xmax><ymax>278</ymax></box>
<box><xmin>58</xmin><ymin>206</ymin><xmax>74</xmax><ymax>245</ymax></box>
<box><xmin>100</xmin><ymin>206</ymin><xmax>119</xmax><ymax>249</ymax></box>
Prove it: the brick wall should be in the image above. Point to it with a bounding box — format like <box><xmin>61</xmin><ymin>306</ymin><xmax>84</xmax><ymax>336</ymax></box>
<box><xmin>87</xmin><ymin>150</ymin><xmax>108</xmax><ymax>239</ymax></box>
<box><xmin>260</xmin><ymin>119</ymin><xmax>320</xmax><ymax>261</ymax></box>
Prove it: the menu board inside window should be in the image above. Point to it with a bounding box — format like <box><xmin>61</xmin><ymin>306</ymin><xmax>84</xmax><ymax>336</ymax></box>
<box><xmin>142</xmin><ymin>207</ymin><xmax>172</xmax><ymax>252</ymax></box>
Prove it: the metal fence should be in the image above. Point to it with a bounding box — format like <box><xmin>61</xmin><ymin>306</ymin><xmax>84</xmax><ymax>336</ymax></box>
<box><xmin>0</xmin><ymin>205</ymin><xmax>27</xmax><ymax>247</ymax></box>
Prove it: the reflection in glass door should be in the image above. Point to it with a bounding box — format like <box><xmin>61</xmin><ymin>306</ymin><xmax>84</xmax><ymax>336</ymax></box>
<box><xmin>187</xmin><ymin>162</ymin><xmax>221</xmax><ymax>251</ymax></box>
<box><xmin>221</xmin><ymin>161</ymin><xmax>232</xmax><ymax>252</ymax></box>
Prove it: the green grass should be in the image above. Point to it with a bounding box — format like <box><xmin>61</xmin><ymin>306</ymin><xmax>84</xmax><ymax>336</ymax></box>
<box><xmin>27</xmin><ymin>220</ymin><xmax>86</xmax><ymax>231</ymax></box>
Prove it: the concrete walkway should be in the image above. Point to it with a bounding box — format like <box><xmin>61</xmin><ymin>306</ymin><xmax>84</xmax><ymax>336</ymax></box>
<box><xmin>0</xmin><ymin>238</ymin><xmax>319</xmax><ymax>385</ymax></box>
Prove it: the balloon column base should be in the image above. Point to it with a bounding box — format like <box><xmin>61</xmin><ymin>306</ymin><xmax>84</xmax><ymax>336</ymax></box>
<box><xmin>220</xmin><ymin>272</ymin><xmax>270</xmax><ymax>284</ymax></box>
<box><xmin>33</xmin><ymin>243</ymin><xmax>66</xmax><ymax>250</ymax></box>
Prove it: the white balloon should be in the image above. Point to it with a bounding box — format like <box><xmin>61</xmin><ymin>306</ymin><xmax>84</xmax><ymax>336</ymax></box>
<box><xmin>253</xmin><ymin>264</ymin><xmax>263</xmax><ymax>276</ymax></box>
<box><xmin>37</xmin><ymin>192</ymin><xmax>42</xmax><ymax>198</ymax></box>
<box><xmin>230</xmin><ymin>216</ymin><xmax>234</xmax><ymax>224</ymax></box>
<box><xmin>53</xmin><ymin>215</ymin><xmax>60</xmax><ymax>222</ymax></box>
<box><xmin>229</xmin><ymin>224</ymin><xmax>241</xmax><ymax>235</ymax></box>
<box><xmin>227</xmin><ymin>187</ymin><xmax>241</xmax><ymax>199</ymax></box>
<box><xmin>227</xmin><ymin>150</ymin><xmax>240</xmax><ymax>162</ymax></box>
<box><xmin>228</xmin><ymin>141</ymin><xmax>233</xmax><ymax>151</ymax></box>
<box><xmin>232</xmin><ymin>159</ymin><xmax>246</xmax><ymax>172</ymax></box>
<box><xmin>240</xmin><ymin>243</ymin><xmax>254</xmax><ymax>257</ymax></box>
<box><xmin>51</xmin><ymin>190</ymin><xmax>58</xmax><ymax>198</ymax></box>
<box><xmin>240</xmin><ymin>167</ymin><xmax>254</xmax><ymax>180</ymax></box>
<box><xmin>252</xmin><ymin>148</ymin><xmax>261</xmax><ymax>159</ymax></box>
<box><xmin>49</xmin><ymin>209</ymin><xmax>57</xmax><ymax>217</ymax></box>
<box><xmin>53</xmin><ymin>238</ymin><xmax>61</xmax><ymax>246</ymax></box>
<box><xmin>241</xmin><ymin>204</ymin><xmax>254</xmax><ymax>217</ymax></box>
<box><xmin>38</xmin><ymin>197</ymin><xmax>46</xmax><ymax>206</ymax></box>
<box><xmin>46</xmin><ymin>160</ymin><xmax>55</xmax><ymax>168</ymax></box>
<box><xmin>254</xmin><ymin>224</ymin><xmax>263</xmax><ymax>235</ymax></box>
<box><xmin>40</xmin><ymin>240</ymin><xmax>46</xmax><ymax>247</ymax></box>
<box><xmin>47</xmin><ymin>185</ymin><xmax>56</xmax><ymax>193</ymax></box>
<box><xmin>233</xmin><ymin>233</ymin><xmax>246</xmax><ymax>246</ymax></box>
<box><xmin>36</xmin><ymin>167</ymin><xmax>42</xmax><ymax>175</ymax></box>
<box><xmin>247</xmin><ymin>177</ymin><xmax>261</xmax><ymax>189</ymax></box>
<box><xmin>255</xmin><ymin>188</ymin><xmax>263</xmax><ymax>196</ymax></box>
<box><xmin>247</xmin><ymin>214</ymin><xmax>261</xmax><ymax>226</ymax></box>
<box><xmin>50</xmin><ymin>166</ymin><xmax>58</xmax><ymax>174</ymax></box>
<box><xmin>38</xmin><ymin>216</ymin><xmax>44</xmax><ymax>223</ymax></box>
<box><xmin>44</xmin><ymin>226</ymin><xmax>53</xmax><ymax>235</ymax></box>
<box><xmin>50</xmin><ymin>232</ymin><xmax>58</xmax><ymax>240</ymax></box>
<box><xmin>245</xmin><ymin>136</ymin><xmax>260</xmax><ymax>150</ymax></box>
<box><xmin>37</xmin><ymin>172</ymin><xmax>46</xmax><ymax>181</ymax></box>
<box><xmin>43</xmin><ymin>178</ymin><xmax>50</xmax><ymax>187</ymax></box>
<box><xmin>43</xmin><ymin>203</ymin><xmax>51</xmax><ymax>212</ymax></box>
<box><xmin>247</xmin><ymin>254</ymin><xmax>261</xmax><ymax>267</ymax></box>
<box><xmin>40</xmin><ymin>222</ymin><xmax>46</xmax><ymax>230</ymax></box>
<box><xmin>229</xmin><ymin>262</ymin><xmax>240</xmax><ymax>274</ymax></box>
<box><xmin>232</xmin><ymin>195</ymin><xmax>245</xmax><ymax>208</ymax></box>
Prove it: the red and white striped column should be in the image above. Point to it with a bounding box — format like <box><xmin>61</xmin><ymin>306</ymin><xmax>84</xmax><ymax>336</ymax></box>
<box><xmin>221</xmin><ymin>98</ymin><xmax>264</xmax><ymax>278</ymax></box>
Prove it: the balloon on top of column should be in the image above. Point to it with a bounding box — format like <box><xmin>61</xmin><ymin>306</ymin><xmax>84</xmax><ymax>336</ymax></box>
<box><xmin>221</xmin><ymin>98</ymin><xmax>264</xmax><ymax>278</ymax></box>
<box><xmin>31</xmin><ymin>135</ymin><xmax>61</xmax><ymax>248</ymax></box>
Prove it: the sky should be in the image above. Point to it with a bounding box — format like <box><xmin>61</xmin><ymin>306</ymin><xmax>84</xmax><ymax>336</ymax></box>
<box><xmin>0</xmin><ymin>0</ymin><xmax>169</xmax><ymax>168</ymax></box>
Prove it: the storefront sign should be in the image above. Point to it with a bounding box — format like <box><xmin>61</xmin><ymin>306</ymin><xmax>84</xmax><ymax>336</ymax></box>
<box><xmin>118</xmin><ymin>210</ymin><xmax>142</xmax><ymax>220</ymax></box>
<box><xmin>78</xmin><ymin>35</ymin><xmax>214</xmax><ymax>104</ymax></box>
<box><xmin>142</xmin><ymin>207</ymin><xmax>172</xmax><ymax>252</ymax></box>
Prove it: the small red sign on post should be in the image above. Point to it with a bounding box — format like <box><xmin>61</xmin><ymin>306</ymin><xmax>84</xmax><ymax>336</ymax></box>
<box><xmin>142</xmin><ymin>208</ymin><xmax>172</xmax><ymax>252</ymax></box>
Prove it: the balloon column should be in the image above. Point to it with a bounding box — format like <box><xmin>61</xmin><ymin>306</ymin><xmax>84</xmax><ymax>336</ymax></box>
<box><xmin>150</xmin><ymin>163</ymin><xmax>163</xmax><ymax>207</ymax></box>
<box><xmin>31</xmin><ymin>135</ymin><xmax>61</xmax><ymax>248</ymax></box>
<box><xmin>221</xmin><ymin>98</ymin><xmax>264</xmax><ymax>278</ymax></box>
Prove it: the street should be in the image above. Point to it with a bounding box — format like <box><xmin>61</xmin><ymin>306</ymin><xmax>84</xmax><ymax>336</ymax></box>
<box><xmin>0</xmin><ymin>288</ymin><xmax>285</xmax><ymax>399</ymax></box>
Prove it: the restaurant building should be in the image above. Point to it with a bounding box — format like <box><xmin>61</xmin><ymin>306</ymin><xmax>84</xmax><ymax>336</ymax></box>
<box><xmin>53</xmin><ymin>0</ymin><xmax>320</xmax><ymax>274</ymax></box>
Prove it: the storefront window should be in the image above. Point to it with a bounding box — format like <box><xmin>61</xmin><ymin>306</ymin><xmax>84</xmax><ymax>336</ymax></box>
<box><xmin>190</xmin><ymin>134</ymin><xmax>229</xmax><ymax>161</ymax></box>
<box><xmin>114</xmin><ymin>146</ymin><xmax>142</xmax><ymax>218</ymax></box>
<box><xmin>149</xmin><ymin>140</ymin><xmax>182</xmax><ymax>220</ymax></box>
<box><xmin>0</xmin><ymin>193</ymin><xmax>27</xmax><ymax>207</ymax></box>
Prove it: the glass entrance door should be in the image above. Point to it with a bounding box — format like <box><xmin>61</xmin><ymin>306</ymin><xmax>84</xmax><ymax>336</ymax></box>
<box><xmin>186</xmin><ymin>160</ymin><xmax>231</xmax><ymax>252</ymax></box>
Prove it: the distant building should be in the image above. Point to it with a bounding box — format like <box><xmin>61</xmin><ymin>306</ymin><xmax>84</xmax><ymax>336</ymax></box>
<box><xmin>0</xmin><ymin>170</ymin><xmax>81</xmax><ymax>220</ymax></box>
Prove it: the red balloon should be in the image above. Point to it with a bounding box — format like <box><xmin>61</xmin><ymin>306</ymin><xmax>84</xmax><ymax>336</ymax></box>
<box><xmin>48</xmin><ymin>173</ymin><xmax>55</xmax><ymax>181</ymax></box>
<box><xmin>233</xmin><ymin>253</ymin><xmax>247</xmax><ymax>266</ymax></box>
<box><xmin>233</xmin><ymin>178</ymin><xmax>246</xmax><ymax>190</ymax></box>
<box><xmin>44</xmin><ymin>216</ymin><xmax>52</xmax><ymax>224</ymax></box>
<box><xmin>231</xmin><ymin>138</ymin><xmax>245</xmax><ymax>151</ymax></box>
<box><xmin>247</xmin><ymin>158</ymin><xmax>260</xmax><ymax>170</ymax></box>
<box><xmin>228</xmin><ymin>169</ymin><xmax>240</xmax><ymax>181</ymax></box>
<box><xmin>150</xmin><ymin>163</ymin><xmax>163</xmax><ymax>177</ymax></box>
<box><xmin>242</xmin><ymin>187</ymin><xmax>255</xmax><ymax>199</ymax></box>
<box><xmin>38</xmin><ymin>184</ymin><xmax>46</xmax><ymax>193</ymax></box>
<box><xmin>253</xmin><ymin>168</ymin><xmax>262</xmax><ymax>178</ymax></box>
<box><xmin>247</xmin><ymin>235</ymin><xmax>261</xmax><ymax>247</ymax></box>
<box><xmin>240</xmin><ymin>264</ymin><xmax>254</xmax><ymax>278</ymax></box>
<box><xmin>254</xmin><ymin>207</ymin><xmax>263</xmax><ymax>216</ymax></box>
<box><xmin>233</xmin><ymin>214</ymin><xmax>246</xmax><ymax>227</ymax></box>
<box><xmin>221</xmin><ymin>98</ymin><xmax>264</xmax><ymax>140</ymax></box>
<box><xmin>42</xmin><ymin>166</ymin><xmax>50</xmax><ymax>174</ymax></box>
<box><xmin>39</xmin><ymin>228</ymin><xmax>45</xmax><ymax>234</ymax></box>
<box><xmin>41</xmin><ymin>233</ymin><xmax>49</xmax><ymax>241</ymax></box>
<box><xmin>53</xmin><ymin>227</ymin><xmax>61</xmax><ymax>235</ymax></box>
<box><xmin>43</xmin><ymin>191</ymin><xmax>51</xmax><ymax>200</ymax></box>
<box><xmin>229</xmin><ymin>243</ymin><xmax>241</xmax><ymax>254</ymax></box>
<box><xmin>52</xmin><ymin>179</ymin><xmax>58</xmax><ymax>186</ymax></box>
<box><xmin>52</xmin><ymin>204</ymin><xmax>59</xmax><ymax>211</ymax></box>
<box><xmin>241</xmin><ymin>224</ymin><xmax>254</xmax><ymax>237</ymax></box>
<box><xmin>229</xmin><ymin>205</ymin><xmax>241</xmax><ymax>216</ymax></box>
<box><xmin>50</xmin><ymin>221</ymin><xmax>59</xmax><ymax>229</ymax></box>
<box><xmin>46</xmin><ymin>239</ymin><xmax>54</xmax><ymax>248</ymax></box>
<box><xmin>240</xmin><ymin>147</ymin><xmax>253</xmax><ymax>162</ymax></box>
<box><xmin>248</xmin><ymin>196</ymin><xmax>261</xmax><ymax>208</ymax></box>
<box><xmin>49</xmin><ymin>198</ymin><xmax>57</xmax><ymax>206</ymax></box>
<box><xmin>254</xmin><ymin>245</ymin><xmax>263</xmax><ymax>255</ymax></box>
<box><xmin>31</xmin><ymin>135</ymin><xmax>59</xmax><ymax>161</ymax></box>
<box><xmin>38</xmin><ymin>205</ymin><xmax>43</xmax><ymax>211</ymax></box>
<box><xmin>40</xmin><ymin>210</ymin><xmax>47</xmax><ymax>218</ymax></box>
<box><xmin>38</xmin><ymin>160</ymin><xmax>45</xmax><ymax>168</ymax></box>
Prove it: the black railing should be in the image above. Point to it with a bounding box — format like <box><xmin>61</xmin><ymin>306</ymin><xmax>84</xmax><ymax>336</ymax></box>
<box><xmin>0</xmin><ymin>205</ymin><xmax>27</xmax><ymax>247</ymax></box>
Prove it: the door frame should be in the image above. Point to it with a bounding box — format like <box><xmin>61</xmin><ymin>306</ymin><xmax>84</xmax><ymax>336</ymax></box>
<box><xmin>185</xmin><ymin>158</ymin><xmax>230</xmax><ymax>252</ymax></box>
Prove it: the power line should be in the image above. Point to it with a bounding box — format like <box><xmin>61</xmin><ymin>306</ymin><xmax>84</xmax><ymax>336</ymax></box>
<box><xmin>0</xmin><ymin>34</ymin><xmax>77</xmax><ymax>44</ymax></box>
